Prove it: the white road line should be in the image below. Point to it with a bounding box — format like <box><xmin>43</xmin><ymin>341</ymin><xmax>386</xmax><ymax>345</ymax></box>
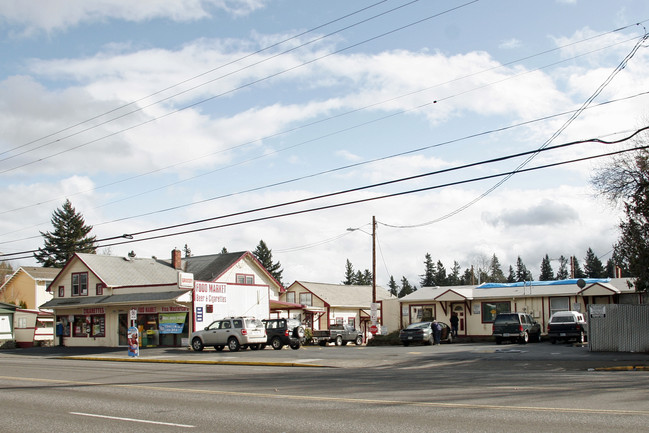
<box><xmin>70</xmin><ymin>412</ymin><xmax>195</xmax><ymax>428</ymax></box>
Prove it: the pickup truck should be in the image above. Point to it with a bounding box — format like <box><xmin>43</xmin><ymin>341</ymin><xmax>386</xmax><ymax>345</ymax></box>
<box><xmin>312</xmin><ymin>324</ymin><xmax>363</xmax><ymax>346</ymax></box>
<box><xmin>547</xmin><ymin>311</ymin><xmax>587</xmax><ymax>344</ymax></box>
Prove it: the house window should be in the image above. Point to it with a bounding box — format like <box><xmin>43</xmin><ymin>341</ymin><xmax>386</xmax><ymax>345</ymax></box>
<box><xmin>72</xmin><ymin>273</ymin><xmax>88</xmax><ymax>296</ymax></box>
<box><xmin>96</xmin><ymin>283</ymin><xmax>104</xmax><ymax>296</ymax></box>
<box><xmin>236</xmin><ymin>274</ymin><xmax>254</xmax><ymax>285</ymax></box>
<box><xmin>410</xmin><ymin>305</ymin><xmax>435</xmax><ymax>322</ymax></box>
<box><xmin>285</xmin><ymin>291</ymin><xmax>295</xmax><ymax>303</ymax></box>
<box><xmin>481</xmin><ymin>301</ymin><xmax>511</xmax><ymax>323</ymax></box>
<box><xmin>299</xmin><ymin>292</ymin><xmax>312</xmax><ymax>306</ymax></box>
<box><xmin>550</xmin><ymin>297</ymin><xmax>570</xmax><ymax>316</ymax></box>
<box><xmin>58</xmin><ymin>286</ymin><xmax>64</xmax><ymax>297</ymax></box>
<box><xmin>348</xmin><ymin>318</ymin><xmax>355</xmax><ymax>327</ymax></box>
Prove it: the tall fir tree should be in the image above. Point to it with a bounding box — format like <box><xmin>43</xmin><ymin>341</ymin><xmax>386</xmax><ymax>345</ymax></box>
<box><xmin>506</xmin><ymin>265</ymin><xmax>516</xmax><ymax>283</ymax></box>
<box><xmin>342</xmin><ymin>259</ymin><xmax>355</xmax><ymax>285</ymax></box>
<box><xmin>488</xmin><ymin>254</ymin><xmax>506</xmax><ymax>283</ymax></box>
<box><xmin>556</xmin><ymin>255</ymin><xmax>569</xmax><ymax>280</ymax></box>
<box><xmin>253</xmin><ymin>240</ymin><xmax>283</xmax><ymax>286</ymax></box>
<box><xmin>583</xmin><ymin>248</ymin><xmax>605</xmax><ymax>278</ymax></box>
<box><xmin>571</xmin><ymin>256</ymin><xmax>586</xmax><ymax>278</ymax></box>
<box><xmin>515</xmin><ymin>257</ymin><xmax>533</xmax><ymax>281</ymax></box>
<box><xmin>447</xmin><ymin>261</ymin><xmax>461</xmax><ymax>286</ymax></box>
<box><xmin>387</xmin><ymin>275</ymin><xmax>398</xmax><ymax>297</ymax></box>
<box><xmin>34</xmin><ymin>199</ymin><xmax>97</xmax><ymax>267</ymax></box>
<box><xmin>398</xmin><ymin>276</ymin><xmax>415</xmax><ymax>298</ymax></box>
<box><xmin>539</xmin><ymin>254</ymin><xmax>554</xmax><ymax>281</ymax></box>
<box><xmin>420</xmin><ymin>253</ymin><xmax>436</xmax><ymax>287</ymax></box>
<box><xmin>435</xmin><ymin>260</ymin><xmax>447</xmax><ymax>286</ymax></box>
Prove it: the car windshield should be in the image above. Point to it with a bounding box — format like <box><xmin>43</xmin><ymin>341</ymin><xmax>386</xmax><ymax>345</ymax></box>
<box><xmin>407</xmin><ymin>322</ymin><xmax>430</xmax><ymax>329</ymax></box>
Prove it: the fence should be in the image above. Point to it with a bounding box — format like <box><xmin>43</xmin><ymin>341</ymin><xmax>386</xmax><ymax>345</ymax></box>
<box><xmin>588</xmin><ymin>304</ymin><xmax>649</xmax><ymax>352</ymax></box>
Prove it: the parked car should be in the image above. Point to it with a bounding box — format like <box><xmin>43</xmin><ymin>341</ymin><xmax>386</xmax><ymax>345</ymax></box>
<box><xmin>547</xmin><ymin>311</ymin><xmax>587</xmax><ymax>344</ymax></box>
<box><xmin>492</xmin><ymin>312</ymin><xmax>541</xmax><ymax>344</ymax></box>
<box><xmin>312</xmin><ymin>324</ymin><xmax>363</xmax><ymax>346</ymax></box>
<box><xmin>262</xmin><ymin>318</ymin><xmax>305</xmax><ymax>350</ymax></box>
<box><xmin>399</xmin><ymin>321</ymin><xmax>453</xmax><ymax>346</ymax></box>
<box><xmin>191</xmin><ymin>316</ymin><xmax>266</xmax><ymax>352</ymax></box>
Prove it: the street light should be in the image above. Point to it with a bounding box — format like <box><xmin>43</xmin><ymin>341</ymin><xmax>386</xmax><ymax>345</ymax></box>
<box><xmin>347</xmin><ymin>216</ymin><xmax>376</xmax><ymax>305</ymax></box>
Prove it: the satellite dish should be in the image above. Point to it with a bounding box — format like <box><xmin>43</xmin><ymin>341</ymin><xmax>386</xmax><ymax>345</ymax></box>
<box><xmin>577</xmin><ymin>278</ymin><xmax>586</xmax><ymax>288</ymax></box>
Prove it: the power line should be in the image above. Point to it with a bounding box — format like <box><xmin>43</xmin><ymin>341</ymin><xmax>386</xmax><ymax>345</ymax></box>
<box><xmin>3</xmin><ymin>126</ymin><xmax>647</xmax><ymax>260</ymax></box>
<box><xmin>1</xmin><ymin>20</ymin><xmax>642</xmax><ymax>222</ymax></box>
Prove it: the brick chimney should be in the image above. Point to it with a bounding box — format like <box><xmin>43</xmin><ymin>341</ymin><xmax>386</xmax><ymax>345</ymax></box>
<box><xmin>171</xmin><ymin>248</ymin><xmax>182</xmax><ymax>270</ymax></box>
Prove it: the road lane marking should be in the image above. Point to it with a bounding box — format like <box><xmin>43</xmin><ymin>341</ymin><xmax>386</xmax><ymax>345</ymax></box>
<box><xmin>3</xmin><ymin>375</ymin><xmax>649</xmax><ymax>417</ymax></box>
<box><xmin>70</xmin><ymin>412</ymin><xmax>194</xmax><ymax>428</ymax></box>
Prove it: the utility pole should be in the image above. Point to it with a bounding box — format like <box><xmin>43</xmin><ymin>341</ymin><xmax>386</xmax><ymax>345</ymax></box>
<box><xmin>372</xmin><ymin>215</ymin><xmax>376</xmax><ymax>305</ymax></box>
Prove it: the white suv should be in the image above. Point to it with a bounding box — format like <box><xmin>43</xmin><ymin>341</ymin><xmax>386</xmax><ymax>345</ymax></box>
<box><xmin>191</xmin><ymin>316</ymin><xmax>266</xmax><ymax>352</ymax></box>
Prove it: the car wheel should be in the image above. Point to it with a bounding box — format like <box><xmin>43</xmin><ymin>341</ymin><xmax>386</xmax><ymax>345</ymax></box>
<box><xmin>294</xmin><ymin>326</ymin><xmax>305</xmax><ymax>339</ymax></box>
<box><xmin>271</xmin><ymin>336</ymin><xmax>284</xmax><ymax>350</ymax></box>
<box><xmin>495</xmin><ymin>337</ymin><xmax>502</xmax><ymax>345</ymax></box>
<box><xmin>215</xmin><ymin>345</ymin><xmax>224</xmax><ymax>352</ymax></box>
<box><xmin>402</xmin><ymin>341</ymin><xmax>410</xmax><ymax>346</ymax></box>
<box><xmin>249</xmin><ymin>344</ymin><xmax>260</xmax><ymax>350</ymax></box>
<box><xmin>335</xmin><ymin>335</ymin><xmax>343</xmax><ymax>346</ymax></box>
<box><xmin>289</xmin><ymin>341</ymin><xmax>301</xmax><ymax>350</ymax></box>
<box><xmin>551</xmin><ymin>338</ymin><xmax>557</xmax><ymax>344</ymax></box>
<box><xmin>535</xmin><ymin>332</ymin><xmax>542</xmax><ymax>343</ymax></box>
<box><xmin>520</xmin><ymin>332</ymin><xmax>529</xmax><ymax>344</ymax></box>
<box><xmin>355</xmin><ymin>335</ymin><xmax>363</xmax><ymax>345</ymax></box>
<box><xmin>192</xmin><ymin>337</ymin><xmax>204</xmax><ymax>351</ymax></box>
<box><xmin>578</xmin><ymin>331</ymin><xmax>585</xmax><ymax>344</ymax></box>
<box><xmin>228</xmin><ymin>337</ymin><xmax>240</xmax><ymax>352</ymax></box>
<box><xmin>319</xmin><ymin>341</ymin><xmax>327</xmax><ymax>346</ymax></box>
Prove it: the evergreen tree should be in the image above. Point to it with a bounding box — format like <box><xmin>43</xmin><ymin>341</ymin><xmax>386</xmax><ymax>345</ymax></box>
<box><xmin>420</xmin><ymin>253</ymin><xmax>436</xmax><ymax>287</ymax></box>
<box><xmin>183</xmin><ymin>244</ymin><xmax>192</xmax><ymax>258</ymax></box>
<box><xmin>362</xmin><ymin>269</ymin><xmax>373</xmax><ymax>285</ymax></box>
<box><xmin>605</xmin><ymin>258</ymin><xmax>616</xmax><ymax>278</ymax></box>
<box><xmin>556</xmin><ymin>255</ymin><xmax>569</xmax><ymax>280</ymax></box>
<box><xmin>388</xmin><ymin>275</ymin><xmax>398</xmax><ymax>297</ymax></box>
<box><xmin>515</xmin><ymin>257</ymin><xmax>533</xmax><ymax>281</ymax></box>
<box><xmin>34</xmin><ymin>199</ymin><xmax>97</xmax><ymax>267</ymax></box>
<box><xmin>571</xmin><ymin>256</ymin><xmax>586</xmax><ymax>278</ymax></box>
<box><xmin>253</xmin><ymin>240</ymin><xmax>283</xmax><ymax>285</ymax></box>
<box><xmin>220</xmin><ymin>247</ymin><xmax>228</xmax><ymax>254</ymax></box>
<box><xmin>342</xmin><ymin>259</ymin><xmax>355</xmax><ymax>285</ymax></box>
<box><xmin>506</xmin><ymin>266</ymin><xmax>516</xmax><ymax>283</ymax></box>
<box><xmin>539</xmin><ymin>254</ymin><xmax>554</xmax><ymax>281</ymax></box>
<box><xmin>398</xmin><ymin>276</ymin><xmax>415</xmax><ymax>298</ymax></box>
<box><xmin>583</xmin><ymin>248</ymin><xmax>605</xmax><ymax>278</ymax></box>
<box><xmin>460</xmin><ymin>267</ymin><xmax>473</xmax><ymax>285</ymax></box>
<box><xmin>435</xmin><ymin>260</ymin><xmax>447</xmax><ymax>286</ymax></box>
<box><xmin>447</xmin><ymin>261</ymin><xmax>461</xmax><ymax>286</ymax></box>
<box><xmin>488</xmin><ymin>254</ymin><xmax>506</xmax><ymax>283</ymax></box>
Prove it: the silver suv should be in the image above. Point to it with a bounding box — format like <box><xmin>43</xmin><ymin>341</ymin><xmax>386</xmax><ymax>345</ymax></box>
<box><xmin>191</xmin><ymin>316</ymin><xmax>266</xmax><ymax>352</ymax></box>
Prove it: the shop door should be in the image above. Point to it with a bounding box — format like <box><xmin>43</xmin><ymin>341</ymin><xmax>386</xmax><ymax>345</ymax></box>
<box><xmin>452</xmin><ymin>304</ymin><xmax>466</xmax><ymax>336</ymax></box>
<box><xmin>118</xmin><ymin>313</ymin><xmax>128</xmax><ymax>346</ymax></box>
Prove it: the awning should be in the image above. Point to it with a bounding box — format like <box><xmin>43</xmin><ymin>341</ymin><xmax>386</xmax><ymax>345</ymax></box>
<box><xmin>40</xmin><ymin>290</ymin><xmax>192</xmax><ymax>309</ymax></box>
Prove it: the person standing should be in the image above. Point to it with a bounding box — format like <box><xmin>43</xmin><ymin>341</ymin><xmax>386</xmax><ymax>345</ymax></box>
<box><xmin>450</xmin><ymin>312</ymin><xmax>459</xmax><ymax>338</ymax></box>
<box><xmin>432</xmin><ymin>319</ymin><xmax>442</xmax><ymax>345</ymax></box>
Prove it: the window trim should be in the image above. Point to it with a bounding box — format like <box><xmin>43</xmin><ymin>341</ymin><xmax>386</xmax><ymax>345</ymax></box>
<box><xmin>236</xmin><ymin>273</ymin><xmax>255</xmax><ymax>285</ymax></box>
<box><xmin>285</xmin><ymin>291</ymin><xmax>296</xmax><ymax>304</ymax></box>
<box><xmin>299</xmin><ymin>292</ymin><xmax>312</xmax><ymax>306</ymax></box>
<box><xmin>481</xmin><ymin>301</ymin><xmax>511</xmax><ymax>323</ymax></box>
<box><xmin>71</xmin><ymin>272</ymin><xmax>88</xmax><ymax>297</ymax></box>
<box><xmin>96</xmin><ymin>283</ymin><xmax>104</xmax><ymax>296</ymax></box>
<box><xmin>58</xmin><ymin>286</ymin><xmax>64</xmax><ymax>297</ymax></box>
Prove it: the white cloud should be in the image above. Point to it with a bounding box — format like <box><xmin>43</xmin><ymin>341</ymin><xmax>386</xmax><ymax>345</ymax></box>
<box><xmin>499</xmin><ymin>38</ymin><xmax>522</xmax><ymax>50</ymax></box>
<box><xmin>0</xmin><ymin>0</ymin><xmax>269</xmax><ymax>36</ymax></box>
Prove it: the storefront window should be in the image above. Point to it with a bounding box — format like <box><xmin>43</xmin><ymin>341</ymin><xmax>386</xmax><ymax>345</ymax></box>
<box><xmin>91</xmin><ymin>315</ymin><xmax>105</xmax><ymax>337</ymax></box>
<box><xmin>410</xmin><ymin>305</ymin><xmax>435</xmax><ymax>322</ymax></box>
<box><xmin>481</xmin><ymin>301</ymin><xmax>511</xmax><ymax>323</ymax></box>
<box><xmin>72</xmin><ymin>315</ymin><xmax>89</xmax><ymax>337</ymax></box>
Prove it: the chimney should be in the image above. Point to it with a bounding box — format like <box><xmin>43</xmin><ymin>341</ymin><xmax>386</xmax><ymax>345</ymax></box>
<box><xmin>172</xmin><ymin>248</ymin><xmax>182</xmax><ymax>270</ymax></box>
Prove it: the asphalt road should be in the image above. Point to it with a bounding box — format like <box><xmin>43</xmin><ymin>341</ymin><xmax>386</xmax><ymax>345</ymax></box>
<box><xmin>1</xmin><ymin>342</ymin><xmax>648</xmax><ymax>432</ymax></box>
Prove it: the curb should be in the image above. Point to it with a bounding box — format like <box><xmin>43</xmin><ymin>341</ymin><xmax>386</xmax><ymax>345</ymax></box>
<box><xmin>591</xmin><ymin>365</ymin><xmax>649</xmax><ymax>372</ymax></box>
<box><xmin>55</xmin><ymin>356</ymin><xmax>329</xmax><ymax>368</ymax></box>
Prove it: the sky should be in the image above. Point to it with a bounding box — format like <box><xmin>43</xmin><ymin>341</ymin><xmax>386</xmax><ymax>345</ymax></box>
<box><xmin>2</xmin><ymin>0</ymin><xmax>649</xmax><ymax>288</ymax></box>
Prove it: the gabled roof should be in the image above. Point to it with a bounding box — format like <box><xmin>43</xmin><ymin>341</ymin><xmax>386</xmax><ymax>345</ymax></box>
<box><xmin>50</xmin><ymin>253</ymin><xmax>179</xmax><ymax>289</ymax></box>
<box><xmin>289</xmin><ymin>281</ymin><xmax>395</xmax><ymax>308</ymax></box>
<box><xmin>174</xmin><ymin>251</ymin><xmax>282</xmax><ymax>289</ymax></box>
<box><xmin>1</xmin><ymin>266</ymin><xmax>61</xmax><ymax>292</ymax></box>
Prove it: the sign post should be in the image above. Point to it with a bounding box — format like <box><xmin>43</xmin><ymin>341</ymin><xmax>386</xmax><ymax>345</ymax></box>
<box><xmin>128</xmin><ymin>308</ymin><xmax>139</xmax><ymax>357</ymax></box>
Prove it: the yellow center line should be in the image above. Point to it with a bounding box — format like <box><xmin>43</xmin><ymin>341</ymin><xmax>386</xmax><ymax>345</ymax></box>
<box><xmin>2</xmin><ymin>375</ymin><xmax>648</xmax><ymax>416</ymax></box>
